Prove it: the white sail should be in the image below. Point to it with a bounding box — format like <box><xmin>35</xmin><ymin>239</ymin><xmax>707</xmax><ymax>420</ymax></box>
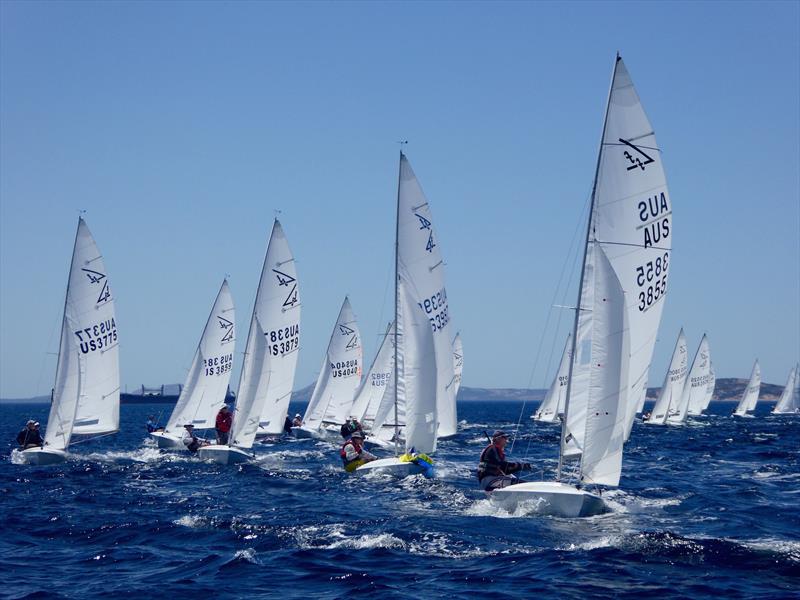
<box><xmin>534</xmin><ymin>333</ymin><xmax>572</xmax><ymax>422</ymax></box>
<box><xmin>398</xmin><ymin>155</ymin><xmax>457</xmax><ymax>439</ymax></box>
<box><xmin>70</xmin><ymin>218</ymin><xmax>120</xmax><ymax>436</ymax></box>
<box><xmin>734</xmin><ymin>360</ymin><xmax>761</xmax><ymax>416</ymax></box>
<box><xmin>255</xmin><ymin>220</ymin><xmax>302</xmax><ymax>434</ymax></box>
<box><xmin>370</xmin><ymin>352</ymin><xmax>404</xmax><ymax>442</ymax></box>
<box><xmin>560</xmin><ymin>55</ymin><xmax>672</xmax><ymax>488</ymax></box>
<box><xmin>164</xmin><ymin>280</ymin><xmax>235</xmax><ymax>434</ymax></box>
<box><xmin>400</xmin><ymin>283</ymin><xmax>438</xmax><ymax>454</ymax></box>
<box><xmin>230</xmin><ymin>220</ymin><xmax>301</xmax><ymax>448</ymax></box>
<box><xmin>646</xmin><ymin>329</ymin><xmax>687</xmax><ymax>425</ymax></box>
<box><xmin>682</xmin><ymin>335</ymin><xmax>713</xmax><ymax>418</ymax></box>
<box><xmin>43</xmin><ymin>317</ymin><xmax>82</xmax><ymax>450</ymax></box>
<box><xmin>302</xmin><ymin>297</ymin><xmax>363</xmax><ymax>430</ymax></box>
<box><xmin>451</xmin><ymin>332</ymin><xmax>464</xmax><ymax>401</ymax></box>
<box><xmin>701</xmin><ymin>363</ymin><xmax>716</xmax><ymax>412</ymax></box>
<box><xmin>350</xmin><ymin>322</ymin><xmax>394</xmax><ymax>423</ymax></box>
<box><xmin>773</xmin><ymin>364</ymin><xmax>800</xmax><ymax>414</ymax></box>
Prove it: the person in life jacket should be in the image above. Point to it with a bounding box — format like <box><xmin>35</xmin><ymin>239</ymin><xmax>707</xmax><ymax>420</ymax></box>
<box><xmin>477</xmin><ymin>430</ymin><xmax>532</xmax><ymax>491</ymax></box>
<box><xmin>182</xmin><ymin>424</ymin><xmax>210</xmax><ymax>453</ymax></box>
<box><xmin>340</xmin><ymin>430</ymin><xmax>377</xmax><ymax>472</ymax></box>
<box><xmin>215</xmin><ymin>405</ymin><xmax>233</xmax><ymax>444</ymax></box>
<box><xmin>292</xmin><ymin>414</ymin><xmax>303</xmax><ymax>427</ymax></box>
<box><xmin>340</xmin><ymin>416</ymin><xmax>364</xmax><ymax>439</ymax></box>
<box><xmin>16</xmin><ymin>420</ymin><xmax>43</xmax><ymax>449</ymax></box>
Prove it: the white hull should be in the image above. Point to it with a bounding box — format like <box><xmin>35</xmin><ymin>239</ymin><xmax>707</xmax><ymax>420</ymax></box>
<box><xmin>490</xmin><ymin>481</ymin><xmax>607</xmax><ymax>518</ymax></box>
<box><xmin>196</xmin><ymin>444</ymin><xmax>251</xmax><ymax>464</ymax></box>
<box><xmin>363</xmin><ymin>436</ymin><xmax>395</xmax><ymax>450</ymax></box>
<box><xmin>149</xmin><ymin>431</ymin><xmax>184</xmax><ymax>449</ymax></box>
<box><xmin>354</xmin><ymin>456</ymin><xmax>432</xmax><ymax>478</ymax></box>
<box><xmin>20</xmin><ymin>447</ymin><xmax>68</xmax><ymax>465</ymax></box>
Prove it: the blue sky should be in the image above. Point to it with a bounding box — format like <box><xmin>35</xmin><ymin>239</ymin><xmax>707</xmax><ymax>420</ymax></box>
<box><xmin>1</xmin><ymin>1</ymin><xmax>798</xmax><ymax>398</ymax></box>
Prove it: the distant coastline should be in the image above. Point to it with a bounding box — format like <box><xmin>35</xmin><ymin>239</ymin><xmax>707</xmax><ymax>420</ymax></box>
<box><xmin>0</xmin><ymin>378</ymin><xmax>784</xmax><ymax>405</ymax></box>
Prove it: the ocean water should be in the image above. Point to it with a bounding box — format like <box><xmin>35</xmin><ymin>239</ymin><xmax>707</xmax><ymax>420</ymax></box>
<box><xmin>0</xmin><ymin>400</ymin><xmax>797</xmax><ymax>599</ymax></box>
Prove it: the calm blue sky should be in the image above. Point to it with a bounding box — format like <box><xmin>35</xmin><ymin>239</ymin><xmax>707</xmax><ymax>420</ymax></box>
<box><xmin>1</xmin><ymin>1</ymin><xmax>798</xmax><ymax>398</ymax></box>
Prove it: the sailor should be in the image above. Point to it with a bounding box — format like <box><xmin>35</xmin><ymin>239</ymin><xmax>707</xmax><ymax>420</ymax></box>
<box><xmin>477</xmin><ymin>430</ymin><xmax>531</xmax><ymax>491</ymax></box>
<box><xmin>283</xmin><ymin>415</ymin><xmax>293</xmax><ymax>434</ymax></box>
<box><xmin>292</xmin><ymin>414</ymin><xmax>303</xmax><ymax>427</ymax></box>
<box><xmin>16</xmin><ymin>420</ymin><xmax>44</xmax><ymax>449</ymax></box>
<box><xmin>340</xmin><ymin>430</ymin><xmax>376</xmax><ymax>472</ymax></box>
<box><xmin>182</xmin><ymin>424</ymin><xmax>209</xmax><ymax>453</ymax></box>
<box><xmin>215</xmin><ymin>405</ymin><xmax>233</xmax><ymax>444</ymax></box>
<box><xmin>145</xmin><ymin>415</ymin><xmax>160</xmax><ymax>433</ymax></box>
<box><xmin>340</xmin><ymin>415</ymin><xmax>363</xmax><ymax>439</ymax></box>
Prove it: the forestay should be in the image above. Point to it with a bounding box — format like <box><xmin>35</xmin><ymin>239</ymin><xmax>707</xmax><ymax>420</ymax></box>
<box><xmin>230</xmin><ymin>220</ymin><xmax>301</xmax><ymax>448</ymax></box>
<box><xmin>773</xmin><ymin>364</ymin><xmax>800</xmax><ymax>414</ymax></box>
<box><xmin>560</xmin><ymin>56</ymin><xmax>672</xmax><ymax>487</ymax></box>
<box><xmin>646</xmin><ymin>329</ymin><xmax>687</xmax><ymax>425</ymax></box>
<box><xmin>734</xmin><ymin>360</ymin><xmax>761</xmax><ymax>416</ymax></box>
<box><xmin>70</xmin><ymin>218</ymin><xmax>120</xmax><ymax>436</ymax></box>
<box><xmin>682</xmin><ymin>335</ymin><xmax>713</xmax><ymax>418</ymax></box>
<box><xmin>302</xmin><ymin>297</ymin><xmax>362</xmax><ymax>431</ymax></box>
<box><xmin>350</xmin><ymin>322</ymin><xmax>394</xmax><ymax>423</ymax></box>
<box><xmin>398</xmin><ymin>155</ymin><xmax>457</xmax><ymax>439</ymax></box>
<box><xmin>164</xmin><ymin>280</ymin><xmax>235</xmax><ymax>435</ymax></box>
<box><xmin>534</xmin><ymin>333</ymin><xmax>572</xmax><ymax>423</ymax></box>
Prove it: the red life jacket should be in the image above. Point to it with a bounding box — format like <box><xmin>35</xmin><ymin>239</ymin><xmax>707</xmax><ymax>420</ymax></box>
<box><xmin>216</xmin><ymin>411</ymin><xmax>232</xmax><ymax>432</ymax></box>
<box><xmin>340</xmin><ymin>438</ymin><xmax>363</xmax><ymax>464</ymax></box>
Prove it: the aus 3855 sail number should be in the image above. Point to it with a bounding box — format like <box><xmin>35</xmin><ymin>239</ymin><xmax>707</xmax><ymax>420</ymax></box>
<box><xmin>204</xmin><ymin>354</ymin><xmax>233</xmax><ymax>376</ymax></box>
<box><xmin>635</xmin><ymin>252</ymin><xmax>669</xmax><ymax>311</ymax></box>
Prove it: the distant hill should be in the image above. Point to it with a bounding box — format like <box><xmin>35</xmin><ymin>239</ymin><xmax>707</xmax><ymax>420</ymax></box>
<box><xmin>0</xmin><ymin>378</ymin><xmax>785</xmax><ymax>405</ymax></box>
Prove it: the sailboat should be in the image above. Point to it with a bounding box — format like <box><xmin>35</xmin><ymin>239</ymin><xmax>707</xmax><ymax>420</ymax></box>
<box><xmin>22</xmin><ymin>217</ymin><xmax>120</xmax><ymax>465</ymax></box>
<box><xmin>532</xmin><ymin>333</ymin><xmax>572</xmax><ymax>423</ymax></box>
<box><xmin>493</xmin><ymin>54</ymin><xmax>673</xmax><ymax>517</ymax></box>
<box><xmin>733</xmin><ymin>360</ymin><xmax>761</xmax><ymax>417</ymax></box>
<box><xmin>644</xmin><ymin>329</ymin><xmax>687</xmax><ymax>425</ymax></box>
<box><xmin>198</xmin><ymin>220</ymin><xmax>300</xmax><ymax>464</ymax></box>
<box><xmin>150</xmin><ymin>280</ymin><xmax>235</xmax><ymax>449</ymax></box>
<box><xmin>772</xmin><ymin>364</ymin><xmax>799</xmax><ymax>414</ymax></box>
<box><xmin>678</xmin><ymin>334</ymin><xmax>714</xmax><ymax>419</ymax></box>
<box><xmin>356</xmin><ymin>152</ymin><xmax>453</xmax><ymax>477</ymax></box>
<box><xmin>292</xmin><ymin>297</ymin><xmax>363</xmax><ymax>439</ymax></box>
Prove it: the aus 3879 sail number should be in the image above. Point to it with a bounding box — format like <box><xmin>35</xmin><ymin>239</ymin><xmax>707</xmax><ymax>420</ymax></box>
<box><xmin>204</xmin><ymin>354</ymin><xmax>233</xmax><ymax>376</ymax></box>
<box><xmin>635</xmin><ymin>252</ymin><xmax>669</xmax><ymax>311</ymax></box>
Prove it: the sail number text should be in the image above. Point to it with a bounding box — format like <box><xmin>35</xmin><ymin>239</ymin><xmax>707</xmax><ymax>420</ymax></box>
<box><xmin>331</xmin><ymin>359</ymin><xmax>359</xmax><ymax>378</ymax></box>
<box><xmin>635</xmin><ymin>252</ymin><xmax>669</xmax><ymax>311</ymax></box>
<box><xmin>74</xmin><ymin>318</ymin><xmax>117</xmax><ymax>354</ymax></box>
<box><xmin>419</xmin><ymin>288</ymin><xmax>450</xmax><ymax>333</ymax></box>
<box><xmin>266</xmin><ymin>324</ymin><xmax>299</xmax><ymax>356</ymax></box>
<box><xmin>204</xmin><ymin>354</ymin><xmax>233</xmax><ymax>376</ymax></box>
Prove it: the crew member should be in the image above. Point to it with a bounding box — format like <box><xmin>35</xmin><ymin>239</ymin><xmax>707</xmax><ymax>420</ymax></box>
<box><xmin>182</xmin><ymin>424</ymin><xmax>209</xmax><ymax>453</ymax></box>
<box><xmin>340</xmin><ymin>415</ymin><xmax>363</xmax><ymax>439</ymax></box>
<box><xmin>283</xmin><ymin>415</ymin><xmax>293</xmax><ymax>434</ymax></box>
<box><xmin>292</xmin><ymin>414</ymin><xmax>303</xmax><ymax>427</ymax></box>
<box><xmin>477</xmin><ymin>430</ymin><xmax>531</xmax><ymax>490</ymax></box>
<box><xmin>340</xmin><ymin>430</ymin><xmax>376</xmax><ymax>472</ymax></box>
<box><xmin>215</xmin><ymin>405</ymin><xmax>233</xmax><ymax>444</ymax></box>
<box><xmin>145</xmin><ymin>415</ymin><xmax>160</xmax><ymax>433</ymax></box>
<box><xmin>16</xmin><ymin>420</ymin><xmax>44</xmax><ymax>449</ymax></box>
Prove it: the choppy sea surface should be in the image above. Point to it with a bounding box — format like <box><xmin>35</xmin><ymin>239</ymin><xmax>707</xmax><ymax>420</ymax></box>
<box><xmin>1</xmin><ymin>400</ymin><xmax>798</xmax><ymax>599</ymax></box>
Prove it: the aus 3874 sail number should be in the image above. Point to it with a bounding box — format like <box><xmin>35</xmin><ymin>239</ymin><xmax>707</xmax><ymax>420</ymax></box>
<box><xmin>635</xmin><ymin>252</ymin><xmax>669</xmax><ymax>311</ymax></box>
<box><xmin>204</xmin><ymin>354</ymin><xmax>233</xmax><ymax>376</ymax></box>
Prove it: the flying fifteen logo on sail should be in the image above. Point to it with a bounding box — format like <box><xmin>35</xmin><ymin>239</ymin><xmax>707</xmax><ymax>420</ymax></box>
<box><xmin>82</xmin><ymin>268</ymin><xmax>111</xmax><ymax>304</ymax></box>
<box><xmin>415</xmin><ymin>213</ymin><xmax>436</xmax><ymax>253</ymax></box>
<box><xmin>217</xmin><ymin>315</ymin><xmax>234</xmax><ymax>343</ymax></box>
<box><xmin>273</xmin><ymin>269</ymin><xmax>299</xmax><ymax>308</ymax></box>
<box><xmin>620</xmin><ymin>138</ymin><xmax>655</xmax><ymax>171</ymax></box>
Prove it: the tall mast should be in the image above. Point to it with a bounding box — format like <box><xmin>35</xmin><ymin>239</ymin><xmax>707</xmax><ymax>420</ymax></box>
<box><xmin>557</xmin><ymin>54</ymin><xmax>620</xmax><ymax>481</ymax></box>
<box><xmin>393</xmin><ymin>151</ymin><xmax>402</xmax><ymax>456</ymax></box>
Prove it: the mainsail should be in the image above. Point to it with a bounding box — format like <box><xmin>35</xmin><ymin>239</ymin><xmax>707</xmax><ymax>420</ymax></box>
<box><xmin>681</xmin><ymin>335</ymin><xmax>713</xmax><ymax>418</ymax></box>
<box><xmin>302</xmin><ymin>297</ymin><xmax>362</xmax><ymax>431</ymax></box>
<box><xmin>69</xmin><ymin>218</ymin><xmax>121</xmax><ymax>437</ymax></box>
<box><xmin>534</xmin><ymin>333</ymin><xmax>572</xmax><ymax>423</ymax></box>
<box><xmin>646</xmin><ymin>329</ymin><xmax>687</xmax><ymax>425</ymax></box>
<box><xmin>559</xmin><ymin>55</ymin><xmax>672</xmax><ymax>487</ymax></box>
<box><xmin>773</xmin><ymin>364</ymin><xmax>800</xmax><ymax>414</ymax></box>
<box><xmin>398</xmin><ymin>154</ymin><xmax>457</xmax><ymax>439</ymax></box>
<box><xmin>230</xmin><ymin>220</ymin><xmax>301</xmax><ymax>448</ymax></box>
<box><xmin>163</xmin><ymin>280</ymin><xmax>235</xmax><ymax>435</ymax></box>
<box><xmin>734</xmin><ymin>360</ymin><xmax>761</xmax><ymax>416</ymax></box>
